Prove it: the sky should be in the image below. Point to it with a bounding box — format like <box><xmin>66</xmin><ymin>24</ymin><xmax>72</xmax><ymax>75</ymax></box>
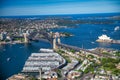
<box><xmin>0</xmin><ymin>0</ymin><xmax>120</xmax><ymax>16</ymax></box>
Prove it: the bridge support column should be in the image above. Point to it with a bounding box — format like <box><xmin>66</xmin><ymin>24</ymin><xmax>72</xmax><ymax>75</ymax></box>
<box><xmin>23</xmin><ymin>33</ymin><xmax>29</xmax><ymax>43</ymax></box>
<box><xmin>58</xmin><ymin>37</ymin><xmax>61</xmax><ymax>44</ymax></box>
<box><xmin>53</xmin><ymin>38</ymin><xmax>57</xmax><ymax>50</ymax></box>
<box><xmin>53</xmin><ymin>32</ymin><xmax>61</xmax><ymax>50</ymax></box>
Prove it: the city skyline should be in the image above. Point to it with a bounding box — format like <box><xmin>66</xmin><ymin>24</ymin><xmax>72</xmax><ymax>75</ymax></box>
<box><xmin>0</xmin><ymin>1</ymin><xmax>120</xmax><ymax>79</ymax></box>
<box><xmin>0</xmin><ymin>0</ymin><xmax>120</xmax><ymax>16</ymax></box>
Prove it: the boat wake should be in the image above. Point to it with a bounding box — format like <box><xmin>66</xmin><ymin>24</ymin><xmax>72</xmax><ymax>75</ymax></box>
<box><xmin>7</xmin><ymin>58</ymin><xmax>11</xmax><ymax>61</ymax></box>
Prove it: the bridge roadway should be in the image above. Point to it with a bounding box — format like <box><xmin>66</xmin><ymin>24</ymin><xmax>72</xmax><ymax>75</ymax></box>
<box><xmin>28</xmin><ymin>31</ymin><xmax>53</xmax><ymax>43</ymax></box>
<box><xmin>28</xmin><ymin>31</ymin><xmax>107</xmax><ymax>58</ymax></box>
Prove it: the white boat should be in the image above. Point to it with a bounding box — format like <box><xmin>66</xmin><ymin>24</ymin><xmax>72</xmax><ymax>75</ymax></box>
<box><xmin>7</xmin><ymin>58</ymin><xmax>11</xmax><ymax>61</ymax></box>
<box><xmin>114</xmin><ymin>26</ymin><xmax>120</xmax><ymax>31</ymax></box>
<box><xmin>91</xmin><ymin>42</ymin><xmax>95</xmax><ymax>44</ymax></box>
<box><xmin>102</xmin><ymin>29</ymin><xmax>107</xmax><ymax>32</ymax></box>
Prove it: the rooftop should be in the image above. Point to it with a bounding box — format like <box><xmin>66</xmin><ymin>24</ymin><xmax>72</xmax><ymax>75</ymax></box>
<box><xmin>22</xmin><ymin>50</ymin><xmax>66</xmax><ymax>72</ymax></box>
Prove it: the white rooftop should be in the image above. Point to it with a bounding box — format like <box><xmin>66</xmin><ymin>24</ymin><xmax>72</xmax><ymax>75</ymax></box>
<box><xmin>98</xmin><ymin>34</ymin><xmax>112</xmax><ymax>41</ymax></box>
<box><xmin>22</xmin><ymin>50</ymin><xmax>66</xmax><ymax>72</ymax></box>
<box><xmin>40</xmin><ymin>48</ymin><xmax>53</xmax><ymax>53</ymax></box>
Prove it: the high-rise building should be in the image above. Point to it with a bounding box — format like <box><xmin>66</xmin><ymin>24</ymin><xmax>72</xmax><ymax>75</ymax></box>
<box><xmin>19</xmin><ymin>28</ymin><xmax>23</xmax><ymax>36</ymax></box>
<box><xmin>0</xmin><ymin>32</ymin><xmax>7</xmax><ymax>40</ymax></box>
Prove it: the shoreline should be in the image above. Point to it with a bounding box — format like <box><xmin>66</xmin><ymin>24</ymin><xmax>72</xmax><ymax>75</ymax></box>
<box><xmin>0</xmin><ymin>41</ymin><xmax>29</xmax><ymax>45</ymax></box>
<box><xmin>0</xmin><ymin>39</ymin><xmax>50</xmax><ymax>45</ymax></box>
<box><xmin>96</xmin><ymin>39</ymin><xmax>120</xmax><ymax>44</ymax></box>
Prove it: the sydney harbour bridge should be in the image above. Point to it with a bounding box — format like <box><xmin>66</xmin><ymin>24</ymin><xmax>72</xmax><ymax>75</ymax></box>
<box><xmin>22</xmin><ymin>30</ymin><xmax>107</xmax><ymax>58</ymax></box>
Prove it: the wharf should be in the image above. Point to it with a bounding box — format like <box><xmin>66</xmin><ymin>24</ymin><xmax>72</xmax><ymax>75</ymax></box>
<box><xmin>22</xmin><ymin>51</ymin><xmax>66</xmax><ymax>73</ymax></box>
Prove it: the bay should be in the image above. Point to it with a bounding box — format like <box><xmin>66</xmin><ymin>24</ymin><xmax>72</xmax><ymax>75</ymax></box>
<box><xmin>0</xmin><ymin>41</ymin><xmax>52</xmax><ymax>80</ymax></box>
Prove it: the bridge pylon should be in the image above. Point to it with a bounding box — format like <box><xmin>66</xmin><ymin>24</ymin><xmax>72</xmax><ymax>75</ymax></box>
<box><xmin>58</xmin><ymin>37</ymin><xmax>61</xmax><ymax>44</ymax></box>
<box><xmin>23</xmin><ymin>33</ymin><xmax>29</xmax><ymax>43</ymax></box>
<box><xmin>53</xmin><ymin>32</ymin><xmax>61</xmax><ymax>50</ymax></box>
<box><xmin>53</xmin><ymin>35</ymin><xmax>57</xmax><ymax>50</ymax></box>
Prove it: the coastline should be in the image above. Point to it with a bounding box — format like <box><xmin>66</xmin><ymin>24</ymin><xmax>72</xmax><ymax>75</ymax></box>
<box><xmin>96</xmin><ymin>39</ymin><xmax>120</xmax><ymax>44</ymax></box>
<box><xmin>0</xmin><ymin>38</ymin><xmax>50</xmax><ymax>45</ymax></box>
<box><xmin>0</xmin><ymin>41</ymin><xmax>29</xmax><ymax>45</ymax></box>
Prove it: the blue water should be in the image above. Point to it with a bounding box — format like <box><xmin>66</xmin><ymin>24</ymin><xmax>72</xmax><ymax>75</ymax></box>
<box><xmin>0</xmin><ymin>41</ymin><xmax>52</xmax><ymax>80</ymax></box>
<box><xmin>0</xmin><ymin>13</ymin><xmax>120</xmax><ymax>18</ymax></box>
<box><xmin>52</xmin><ymin>24</ymin><xmax>120</xmax><ymax>50</ymax></box>
<box><xmin>0</xmin><ymin>13</ymin><xmax>120</xmax><ymax>80</ymax></box>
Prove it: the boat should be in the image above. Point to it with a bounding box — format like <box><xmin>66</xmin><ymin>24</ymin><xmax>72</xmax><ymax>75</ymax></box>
<box><xmin>102</xmin><ymin>29</ymin><xmax>107</xmax><ymax>32</ymax></box>
<box><xmin>114</xmin><ymin>26</ymin><xmax>120</xmax><ymax>31</ymax></box>
<box><xmin>7</xmin><ymin>58</ymin><xmax>11</xmax><ymax>61</ymax></box>
<box><xmin>91</xmin><ymin>42</ymin><xmax>95</xmax><ymax>44</ymax></box>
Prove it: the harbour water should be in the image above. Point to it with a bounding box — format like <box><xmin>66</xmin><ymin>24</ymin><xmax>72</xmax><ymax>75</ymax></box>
<box><xmin>52</xmin><ymin>24</ymin><xmax>120</xmax><ymax>50</ymax></box>
<box><xmin>0</xmin><ymin>13</ymin><xmax>120</xmax><ymax>80</ymax></box>
<box><xmin>0</xmin><ymin>41</ymin><xmax>52</xmax><ymax>80</ymax></box>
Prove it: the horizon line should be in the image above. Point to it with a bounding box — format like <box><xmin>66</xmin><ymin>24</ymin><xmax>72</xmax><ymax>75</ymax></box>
<box><xmin>0</xmin><ymin>12</ymin><xmax>120</xmax><ymax>17</ymax></box>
